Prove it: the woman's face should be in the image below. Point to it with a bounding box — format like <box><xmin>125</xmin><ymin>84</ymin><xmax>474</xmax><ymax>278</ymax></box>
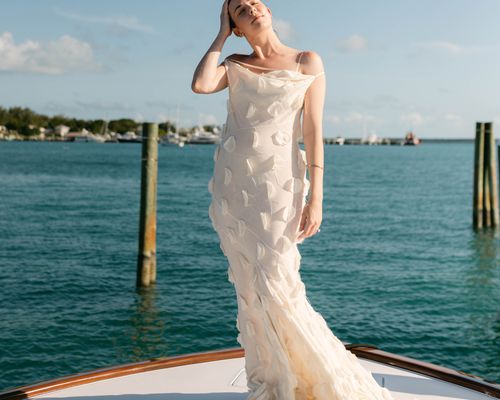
<box><xmin>228</xmin><ymin>0</ymin><xmax>271</xmax><ymax>37</ymax></box>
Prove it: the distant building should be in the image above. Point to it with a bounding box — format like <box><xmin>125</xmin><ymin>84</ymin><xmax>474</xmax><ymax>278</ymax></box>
<box><xmin>55</xmin><ymin>125</ymin><xmax>70</xmax><ymax>137</ymax></box>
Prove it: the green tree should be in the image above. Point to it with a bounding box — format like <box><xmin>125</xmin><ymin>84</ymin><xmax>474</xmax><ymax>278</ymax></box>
<box><xmin>109</xmin><ymin>118</ymin><xmax>138</xmax><ymax>133</ymax></box>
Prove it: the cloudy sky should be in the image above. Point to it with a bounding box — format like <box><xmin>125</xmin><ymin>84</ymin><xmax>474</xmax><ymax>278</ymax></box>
<box><xmin>1</xmin><ymin>0</ymin><xmax>499</xmax><ymax>138</ymax></box>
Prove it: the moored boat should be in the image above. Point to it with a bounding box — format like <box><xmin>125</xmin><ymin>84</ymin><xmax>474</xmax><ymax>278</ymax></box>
<box><xmin>404</xmin><ymin>131</ymin><xmax>421</xmax><ymax>145</ymax></box>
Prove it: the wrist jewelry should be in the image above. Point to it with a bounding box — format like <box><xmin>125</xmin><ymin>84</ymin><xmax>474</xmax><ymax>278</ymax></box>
<box><xmin>307</xmin><ymin>163</ymin><xmax>324</xmax><ymax>170</ymax></box>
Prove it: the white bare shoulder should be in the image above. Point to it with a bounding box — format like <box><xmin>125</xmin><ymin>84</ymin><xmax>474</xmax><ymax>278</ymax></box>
<box><xmin>299</xmin><ymin>50</ymin><xmax>325</xmax><ymax>76</ymax></box>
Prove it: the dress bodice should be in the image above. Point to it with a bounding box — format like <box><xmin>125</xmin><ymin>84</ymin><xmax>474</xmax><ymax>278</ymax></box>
<box><xmin>223</xmin><ymin>58</ymin><xmax>324</xmax><ymax>138</ymax></box>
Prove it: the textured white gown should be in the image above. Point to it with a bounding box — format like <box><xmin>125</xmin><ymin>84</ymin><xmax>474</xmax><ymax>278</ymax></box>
<box><xmin>207</xmin><ymin>54</ymin><xmax>394</xmax><ymax>400</ymax></box>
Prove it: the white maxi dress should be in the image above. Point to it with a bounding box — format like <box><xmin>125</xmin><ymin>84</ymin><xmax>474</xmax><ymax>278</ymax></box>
<box><xmin>207</xmin><ymin>53</ymin><xmax>394</xmax><ymax>400</ymax></box>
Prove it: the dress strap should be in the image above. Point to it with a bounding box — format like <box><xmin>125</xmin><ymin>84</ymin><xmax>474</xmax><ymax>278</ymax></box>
<box><xmin>295</xmin><ymin>51</ymin><xmax>304</xmax><ymax>72</ymax></box>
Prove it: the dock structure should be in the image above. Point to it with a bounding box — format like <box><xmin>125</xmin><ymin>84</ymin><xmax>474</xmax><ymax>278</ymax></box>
<box><xmin>137</xmin><ymin>123</ymin><xmax>159</xmax><ymax>287</ymax></box>
<box><xmin>473</xmin><ymin>122</ymin><xmax>499</xmax><ymax>229</ymax></box>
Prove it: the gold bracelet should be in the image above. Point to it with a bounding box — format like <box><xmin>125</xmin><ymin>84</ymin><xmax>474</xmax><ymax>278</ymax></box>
<box><xmin>307</xmin><ymin>163</ymin><xmax>324</xmax><ymax>170</ymax></box>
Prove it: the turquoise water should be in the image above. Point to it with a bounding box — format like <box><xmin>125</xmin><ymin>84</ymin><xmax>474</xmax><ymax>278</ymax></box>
<box><xmin>0</xmin><ymin>141</ymin><xmax>498</xmax><ymax>391</ymax></box>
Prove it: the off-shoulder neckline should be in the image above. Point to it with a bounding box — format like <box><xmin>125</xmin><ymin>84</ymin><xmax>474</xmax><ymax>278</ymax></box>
<box><xmin>226</xmin><ymin>59</ymin><xmax>324</xmax><ymax>79</ymax></box>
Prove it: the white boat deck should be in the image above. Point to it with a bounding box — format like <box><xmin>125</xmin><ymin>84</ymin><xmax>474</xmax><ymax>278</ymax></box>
<box><xmin>33</xmin><ymin>356</ymin><xmax>497</xmax><ymax>400</ymax></box>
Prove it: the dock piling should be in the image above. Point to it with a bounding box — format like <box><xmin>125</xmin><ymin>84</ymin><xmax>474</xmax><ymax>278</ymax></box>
<box><xmin>486</xmin><ymin>122</ymin><xmax>500</xmax><ymax>226</ymax></box>
<box><xmin>473</xmin><ymin>122</ymin><xmax>499</xmax><ymax>230</ymax></box>
<box><xmin>137</xmin><ymin>123</ymin><xmax>159</xmax><ymax>287</ymax></box>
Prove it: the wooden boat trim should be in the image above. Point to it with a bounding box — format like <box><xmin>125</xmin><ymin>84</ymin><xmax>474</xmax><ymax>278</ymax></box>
<box><xmin>345</xmin><ymin>344</ymin><xmax>499</xmax><ymax>398</ymax></box>
<box><xmin>0</xmin><ymin>345</ymin><xmax>498</xmax><ymax>400</ymax></box>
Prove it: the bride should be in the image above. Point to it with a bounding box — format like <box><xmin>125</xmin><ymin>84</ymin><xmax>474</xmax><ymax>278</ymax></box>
<box><xmin>192</xmin><ymin>1</ymin><xmax>394</xmax><ymax>399</ymax></box>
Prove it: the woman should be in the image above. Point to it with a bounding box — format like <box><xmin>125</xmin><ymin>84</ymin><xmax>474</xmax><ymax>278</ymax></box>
<box><xmin>192</xmin><ymin>1</ymin><xmax>394</xmax><ymax>399</ymax></box>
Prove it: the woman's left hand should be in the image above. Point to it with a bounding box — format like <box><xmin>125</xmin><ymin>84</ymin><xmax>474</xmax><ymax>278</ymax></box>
<box><xmin>297</xmin><ymin>199</ymin><xmax>323</xmax><ymax>241</ymax></box>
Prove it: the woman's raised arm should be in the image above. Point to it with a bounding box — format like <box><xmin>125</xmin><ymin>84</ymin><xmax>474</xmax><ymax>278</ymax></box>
<box><xmin>191</xmin><ymin>0</ymin><xmax>232</xmax><ymax>94</ymax></box>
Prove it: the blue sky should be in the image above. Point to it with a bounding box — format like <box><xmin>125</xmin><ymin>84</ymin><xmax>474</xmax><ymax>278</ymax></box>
<box><xmin>1</xmin><ymin>0</ymin><xmax>499</xmax><ymax>138</ymax></box>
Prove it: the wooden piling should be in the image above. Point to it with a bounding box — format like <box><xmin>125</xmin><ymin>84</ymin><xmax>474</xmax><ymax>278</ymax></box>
<box><xmin>486</xmin><ymin>122</ymin><xmax>500</xmax><ymax>227</ymax></box>
<box><xmin>483</xmin><ymin>130</ymin><xmax>491</xmax><ymax>227</ymax></box>
<box><xmin>473</xmin><ymin>122</ymin><xmax>485</xmax><ymax>229</ymax></box>
<box><xmin>137</xmin><ymin>123</ymin><xmax>158</xmax><ymax>287</ymax></box>
<box><xmin>473</xmin><ymin>122</ymin><xmax>499</xmax><ymax>230</ymax></box>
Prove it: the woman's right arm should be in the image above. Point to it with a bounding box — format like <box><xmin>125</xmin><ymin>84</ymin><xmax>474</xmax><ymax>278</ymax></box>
<box><xmin>191</xmin><ymin>0</ymin><xmax>232</xmax><ymax>94</ymax></box>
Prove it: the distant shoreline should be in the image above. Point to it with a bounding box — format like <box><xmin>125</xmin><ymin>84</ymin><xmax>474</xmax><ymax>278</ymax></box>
<box><xmin>0</xmin><ymin>137</ymin><xmax>480</xmax><ymax>144</ymax></box>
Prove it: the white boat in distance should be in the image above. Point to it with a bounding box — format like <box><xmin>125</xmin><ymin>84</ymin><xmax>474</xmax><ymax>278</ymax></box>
<box><xmin>161</xmin><ymin>132</ymin><xmax>186</xmax><ymax>147</ymax></box>
<box><xmin>1</xmin><ymin>345</ymin><xmax>498</xmax><ymax>400</ymax></box>
<box><xmin>335</xmin><ymin>135</ymin><xmax>345</xmax><ymax>145</ymax></box>
<box><xmin>117</xmin><ymin>131</ymin><xmax>142</xmax><ymax>143</ymax></box>
<box><xmin>187</xmin><ymin>126</ymin><xmax>221</xmax><ymax>144</ymax></box>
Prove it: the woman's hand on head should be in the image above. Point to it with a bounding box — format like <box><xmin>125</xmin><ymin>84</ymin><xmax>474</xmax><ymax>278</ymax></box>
<box><xmin>219</xmin><ymin>0</ymin><xmax>232</xmax><ymax>38</ymax></box>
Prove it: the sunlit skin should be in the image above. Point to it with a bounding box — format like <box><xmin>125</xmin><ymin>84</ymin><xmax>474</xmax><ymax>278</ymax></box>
<box><xmin>192</xmin><ymin>0</ymin><xmax>325</xmax><ymax>240</ymax></box>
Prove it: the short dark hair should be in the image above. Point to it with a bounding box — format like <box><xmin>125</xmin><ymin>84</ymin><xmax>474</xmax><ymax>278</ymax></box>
<box><xmin>227</xmin><ymin>0</ymin><xmax>236</xmax><ymax>30</ymax></box>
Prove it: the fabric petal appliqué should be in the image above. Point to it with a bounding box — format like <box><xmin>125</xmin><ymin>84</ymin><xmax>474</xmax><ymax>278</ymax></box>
<box><xmin>246</xmin><ymin>158</ymin><xmax>254</xmax><ymax>176</ymax></box>
<box><xmin>267</xmin><ymin>100</ymin><xmax>285</xmax><ymax>117</ymax></box>
<box><xmin>226</xmin><ymin>227</ymin><xmax>237</xmax><ymax>244</ymax></box>
<box><xmin>247</xmin><ymin>155</ymin><xmax>276</xmax><ymax>176</ymax></box>
<box><xmin>208</xmin><ymin>201</ymin><xmax>216</xmax><ymax>228</ymax></box>
<box><xmin>251</xmin><ymin>130</ymin><xmax>260</xmax><ymax>149</ymax></box>
<box><xmin>274</xmin><ymin>205</ymin><xmax>289</xmax><ymax>222</ymax></box>
<box><xmin>221</xmin><ymin>198</ymin><xmax>229</xmax><ymax>215</ymax></box>
<box><xmin>260</xmin><ymin>211</ymin><xmax>270</xmax><ymax>231</ymax></box>
<box><xmin>256</xmin><ymin>241</ymin><xmax>266</xmax><ymax>260</ymax></box>
<box><xmin>227</xmin><ymin>266</ymin><xmax>235</xmax><ymax>283</ymax></box>
<box><xmin>223</xmin><ymin>136</ymin><xmax>236</xmax><ymax>152</ymax></box>
<box><xmin>224</xmin><ymin>167</ymin><xmax>232</xmax><ymax>185</ymax></box>
<box><xmin>272</xmin><ymin>130</ymin><xmax>290</xmax><ymax>146</ymax></box>
<box><xmin>219</xmin><ymin>241</ymin><xmax>227</xmax><ymax>256</ymax></box>
<box><xmin>256</xmin><ymin>76</ymin><xmax>268</xmax><ymax>93</ymax></box>
<box><xmin>261</xmin><ymin>180</ymin><xmax>275</xmax><ymax>198</ymax></box>
<box><xmin>304</xmin><ymin>178</ymin><xmax>310</xmax><ymax>195</ymax></box>
<box><xmin>246</xmin><ymin>102</ymin><xmax>257</xmax><ymax>118</ymax></box>
<box><xmin>283</xmin><ymin>177</ymin><xmax>304</xmax><ymax>193</ymax></box>
<box><xmin>207</xmin><ymin>176</ymin><xmax>214</xmax><ymax>194</ymax></box>
<box><xmin>213</xmin><ymin>145</ymin><xmax>220</xmax><ymax>162</ymax></box>
<box><xmin>237</xmin><ymin>219</ymin><xmax>247</xmax><ymax>237</ymax></box>
<box><xmin>268</xmin><ymin>78</ymin><xmax>286</xmax><ymax>88</ymax></box>
<box><xmin>241</xmin><ymin>189</ymin><xmax>249</xmax><ymax>207</ymax></box>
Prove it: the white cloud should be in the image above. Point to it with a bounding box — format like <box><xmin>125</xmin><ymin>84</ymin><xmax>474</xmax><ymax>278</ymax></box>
<box><xmin>0</xmin><ymin>32</ymin><xmax>101</xmax><ymax>74</ymax></box>
<box><xmin>344</xmin><ymin>111</ymin><xmax>378</xmax><ymax>123</ymax></box>
<box><xmin>443</xmin><ymin>113</ymin><xmax>464</xmax><ymax>128</ymax></box>
<box><xmin>43</xmin><ymin>99</ymin><xmax>178</xmax><ymax>122</ymax></box>
<box><xmin>74</xmin><ymin>100</ymin><xmax>133</xmax><ymax>113</ymax></box>
<box><xmin>400</xmin><ymin>112</ymin><xmax>431</xmax><ymax>127</ymax></box>
<box><xmin>334</xmin><ymin>34</ymin><xmax>368</xmax><ymax>53</ymax></box>
<box><xmin>54</xmin><ymin>8</ymin><xmax>155</xmax><ymax>35</ymax></box>
<box><xmin>326</xmin><ymin>114</ymin><xmax>341</xmax><ymax>125</ymax></box>
<box><xmin>273</xmin><ymin>18</ymin><xmax>294</xmax><ymax>40</ymax></box>
<box><xmin>413</xmin><ymin>40</ymin><xmax>484</xmax><ymax>56</ymax></box>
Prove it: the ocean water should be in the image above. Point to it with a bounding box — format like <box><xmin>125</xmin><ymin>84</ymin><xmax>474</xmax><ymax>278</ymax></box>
<box><xmin>0</xmin><ymin>141</ymin><xmax>498</xmax><ymax>391</ymax></box>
